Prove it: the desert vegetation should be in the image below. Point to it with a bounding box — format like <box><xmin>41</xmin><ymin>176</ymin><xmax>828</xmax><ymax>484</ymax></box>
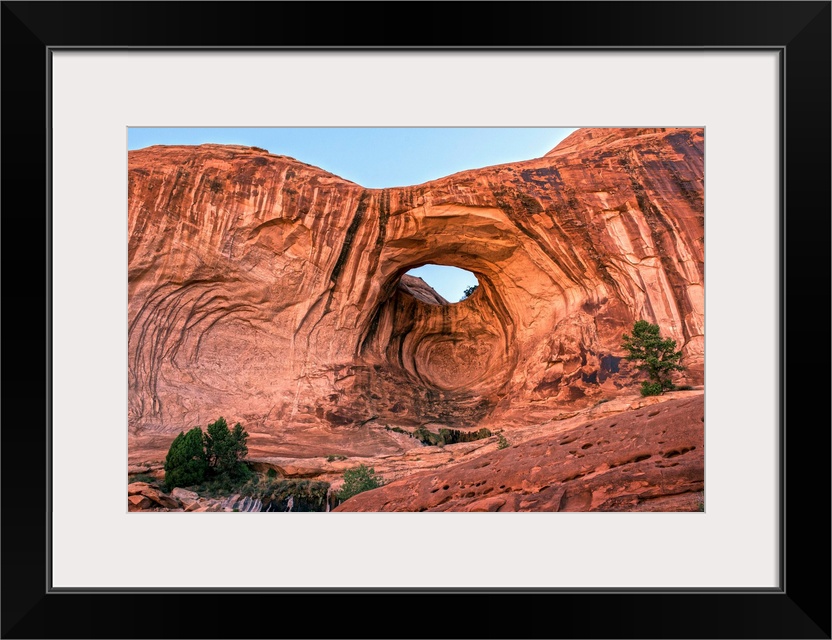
<box><xmin>460</xmin><ymin>284</ymin><xmax>479</xmax><ymax>300</ymax></box>
<box><xmin>621</xmin><ymin>321</ymin><xmax>686</xmax><ymax>396</ymax></box>
<box><xmin>163</xmin><ymin>417</ymin><xmax>251</xmax><ymax>492</ymax></box>
<box><xmin>384</xmin><ymin>425</ymin><xmax>492</xmax><ymax>446</ymax></box>
<box><xmin>336</xmin><ymin>464</ymin><xmax>385</xmax><ymax>502</ymax></box>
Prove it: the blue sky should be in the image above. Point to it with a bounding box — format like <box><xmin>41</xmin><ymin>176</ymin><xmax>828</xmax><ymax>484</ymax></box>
<box><xmin>128</xmin><ymin>127</ymin><xmax>576</xmax><ymax>189</ymax></box>
<box><xmin>128</xmin><ymin>127</ymin><xmax>577</xmax><ymax>300</ymax></box>
<box><xmin>406</xmin><ymin>265</ymin><xmax>479</xmax><ymax>303</ymax></box>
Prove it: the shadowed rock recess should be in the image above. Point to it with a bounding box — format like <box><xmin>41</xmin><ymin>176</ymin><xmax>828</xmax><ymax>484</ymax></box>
<box><xmin>128</xmin><ymin>127</ymin><xmax>704</xmax><ymax>464</ymax></box>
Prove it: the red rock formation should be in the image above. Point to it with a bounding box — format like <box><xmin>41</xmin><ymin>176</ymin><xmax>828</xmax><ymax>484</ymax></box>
<box><xmin>397</xmin><ymin>274</ymin><xmax>449</xmax><ymax>305</ymax></box>
<box><xmin>128</xmin><ymin>128</ymin><xmax>704</xmax><ymax>461</ymax></box>
<box><xmin>127</xmin><ymin>482</ymin><xmax>181</xmax><ymax>510</ymax></box>
<box><xmin>333</xmin><ymin>394</ymin><xmax>704</xmax><ymax>512</ymax></box>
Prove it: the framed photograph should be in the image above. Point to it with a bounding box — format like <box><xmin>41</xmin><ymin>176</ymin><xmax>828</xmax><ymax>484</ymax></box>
<box><xmin>3</xmin><ymin>1</ymin><xmax>829</xmax><ymax>638</ymax></box>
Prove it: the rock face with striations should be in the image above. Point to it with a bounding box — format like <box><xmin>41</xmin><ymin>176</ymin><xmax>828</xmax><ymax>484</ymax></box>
<box><xmin>128</xmin><ymin>128</ymin><xmax>704</xmax><ymax>458</ymax></box>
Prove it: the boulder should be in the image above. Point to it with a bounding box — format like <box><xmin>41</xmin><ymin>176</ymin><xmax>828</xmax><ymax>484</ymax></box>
<box><xmin>171</xmin><ymin>488</ymin><xmax>199</xmax><ymax>506</ymax></box>
<box><xmin>128</xmin><ymin>495</ymin><xmax>153</xmax><ymax>511</ymax></box>
<box><xmin>127</xmin><ymin>482</ymin><xmax>153</xmax><ymax>495</ymax></box>
<box><xmin>141</xmin><ymin>487</ymin><xmax>180</xmax><ymax>509</ymax></box>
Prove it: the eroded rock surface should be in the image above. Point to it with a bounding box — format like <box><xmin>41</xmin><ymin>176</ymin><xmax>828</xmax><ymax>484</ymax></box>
<box><xmin>334</xmin><ymin>394</ymin><xmax>704</xmax><ymax>512</ymax></box>
<box><xmin>128</xmin><ymin>128</ymin><xmax>704</xmax><ymax>462</ymax></box>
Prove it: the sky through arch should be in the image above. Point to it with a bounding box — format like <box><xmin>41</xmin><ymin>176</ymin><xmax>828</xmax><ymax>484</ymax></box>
<box><xmin>404</xmin><ymin>265</ymin><xmax>479</xmax><ymax>303</ymax></box>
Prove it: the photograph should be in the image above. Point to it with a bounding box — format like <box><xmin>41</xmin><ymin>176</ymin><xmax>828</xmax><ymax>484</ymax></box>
<box><xmin>127</xmin><ymin>126</ymin><xmax>705</xmax><ymax>514</ymax></box>
<box><xmin>3</xmin><ymin>0</ymin><xmax>828</xmax><ymax>635</ymax></box>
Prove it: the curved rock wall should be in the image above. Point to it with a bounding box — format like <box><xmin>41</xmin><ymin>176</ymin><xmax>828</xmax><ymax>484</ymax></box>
<box><xmin>128</xmin><ymin>128</ymin><xmax>704</xmax><ymax>446</ymax></box>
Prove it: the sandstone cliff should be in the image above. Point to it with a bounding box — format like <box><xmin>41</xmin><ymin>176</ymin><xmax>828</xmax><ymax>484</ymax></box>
<box><xmin>128</xmin><ymin>128</ymin><xmax>704</xmax><ymax>460</ymax></box>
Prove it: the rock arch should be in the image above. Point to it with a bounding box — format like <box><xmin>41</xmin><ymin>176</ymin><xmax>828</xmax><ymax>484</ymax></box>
<box><xmin>127</xmin><ymin>129</ymin><xmax>704</xmax><ymax>452</ymax></box>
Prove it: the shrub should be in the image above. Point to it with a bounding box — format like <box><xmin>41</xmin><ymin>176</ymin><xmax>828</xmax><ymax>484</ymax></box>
<box><xmin>336</xmin><ymin>464</ymin><xmax>385</xmax><ymax>502</ymax></box>
<box><xmin>163</xmin><ymin>417</ymin><xmax>250</xmax><ymax>491</ymax></box>
<box><xmin>497</xmin><ymin>433</ymin><xmax>510</xmax><ymax>450</ymax></box>
<box><xmin>241</xmin><ymin>477</ymin><xmax>331</xmax><ymax>511</ymax></box>
<box><xmin>410</xmin><ymin>426</ymin><xmax>492</xmax><ymax>446</ymax></box>
<box><xmin>445</xmin><ymin>427</ymin><xmax>492</xmax><ymax>444</ymax></box>
<box><xmin>412</xmin><ymin>425</ymin><xmax>441</xmax><ymax>446</ymax></box>
<box><xmin>621</xmin><ymin>320</ymin><xmax>686</xmax><ymax>395</ymax></box>
<box><xmin>163</xmin><ymin>427</ymin><xmax>208</xmax><ymax>489</ymax></box>
<box><xmin>640</xmin><ymin>381</ymin><xmax>664</xmax><ymax>397</ymax></box>
<box><xmin>204</xmin><ymin>417</ymin><xmax>249</xmax><ymax>481</ymax></box>
<box><xmin>460</xmin><ymin>284</ymin><xmax>479</xmax><ymax>301</ymax></box>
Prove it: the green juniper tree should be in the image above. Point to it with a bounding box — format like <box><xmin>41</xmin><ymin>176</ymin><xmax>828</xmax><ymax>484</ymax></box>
<box><xmin>204</xmin><ymin>417</ymin><xmax>250</xmax><ymax>482</ymax></box>
<box><xmin>163</xmin><ymin>417</ymin><xmax>250</xmax><ymax>490</ymax></box>
<box><xmin>163</xmin><ymin>427</ymin><xmax>208</xmax><ymax>488</ymax></box>
<box><xmin>621</xmin><ymin>320</ymin><xmax>685</xmax><ymax>396</ymax></box>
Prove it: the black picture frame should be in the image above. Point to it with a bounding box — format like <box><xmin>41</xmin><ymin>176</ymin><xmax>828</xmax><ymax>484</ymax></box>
<box><xmin>2</xmin><ymin>2</ymin><xmax>829</xmax><ymax>638</ymax></box>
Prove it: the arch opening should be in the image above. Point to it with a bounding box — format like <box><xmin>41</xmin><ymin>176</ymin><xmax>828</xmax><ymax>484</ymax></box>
<box><xmin>402</xmin><ymin>265</ymin><xmax>479</xmax><ymax>305</ymax></box>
